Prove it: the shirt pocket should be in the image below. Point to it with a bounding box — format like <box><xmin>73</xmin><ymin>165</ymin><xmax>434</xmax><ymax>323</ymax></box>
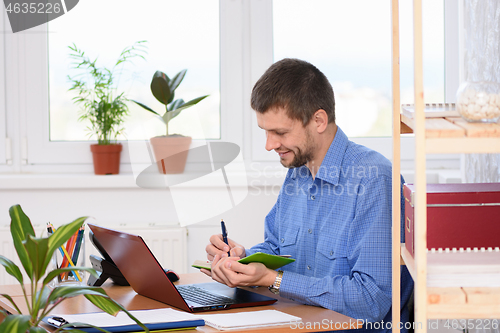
<box><xmin>279</xmin><ymin>226</ymin><xmax>300</xmax><ymax>248</ymax></box>
<box><xmin>316</xmin><ymin>236</ymin><xmax>350</xmax><ymax>275</ymax></box>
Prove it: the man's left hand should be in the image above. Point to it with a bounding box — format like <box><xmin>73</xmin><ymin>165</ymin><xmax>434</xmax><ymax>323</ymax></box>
<box><xmin>209</xmin><ymin>254</ymin><xmax>278</xmax><ymax>288</ymax></box>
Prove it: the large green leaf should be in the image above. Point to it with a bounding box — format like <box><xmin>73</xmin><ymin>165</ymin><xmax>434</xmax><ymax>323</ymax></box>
<box><xmin>28</xmin><ymin>327</ymin><xmax>47</xmax><ymax>333</ymax></box>
<box><xmin>150</xmin><ymin>71</ymin><xmax>171</xmax><ymax>105</ymax></box>
<box><xmin>43</xmin><ymin>267</ymin><xmax>98</xmax><ymax>286</ymax></box>
<box><xmin>84</xmin><ymin>294</ymin><xmax>121</xmax><ymax>316</ymax></box>
<box><xmin>167</xmin><ymin>70</ymin><xmax>187</xmax><ymax>103</ymax></box>
<box><xmin>85</xmin><ymin>295</ymin><xmax>149</xmax><ymax>333</ymax></box>
<box><xmin>1</xmin><ymin>293</ymin><xmax>22</xmax><ymax>314</ymax></box>
<box><xmin>9</xmin><ymin>205</ymin><xmax>35</xmax><ymax>279</ymax></box>
<box><xmin>44</xmin><ymin>217</ymin><xmax>87</xmax><ymax>272</ymax></box>
<box><xmin>163</xmin><ymin>95</ymin><xmax>209</xmax><ymax>124</ymax></box>
<box><xmin>168</xmin><ymin>98</ymin><xmax>185</xmax><ymax>112</ymax></box>
<box><xmin>47</xmin><ymin>286</ymin><xmax>109</xmax><ymax>304</ymax></box>
<box><xmin>131</xmin><ymin>100</ymin><xmax>162</xmax><ymax>118</ymax></box>
<box><xmin>0</xmin><ymin>255</ymin><xmax>23</xmax><ymax>284</ymax></box>
<box><xmin>34</xmin><ymin>285</ymin><xmax>51</xmax><ymax>314</ymax></box>
<box><xmin>0</xmin><ymin>314</ymin><xmax>31</xmax><ymax>333</ymax></box>
<box><xmin>24</xmin><ymin>235</ymin><xmax>49</xmax><ymax>282</ymax></box>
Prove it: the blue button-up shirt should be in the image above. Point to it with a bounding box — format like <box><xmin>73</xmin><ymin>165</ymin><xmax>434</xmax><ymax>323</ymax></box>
<box><xmin>246</xmin><ymin>127</ymin><xmax>413</xmax><ymax>332</ymax></box>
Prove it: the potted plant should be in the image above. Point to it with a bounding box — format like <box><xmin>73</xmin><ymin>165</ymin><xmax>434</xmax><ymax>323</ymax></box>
<box><xmin>0</xmin><ymin>204</ymin><xmax>148</xmax><ymax>332</ymax></box>
<box><xmin>133</xmin><ymin>70</ymin><xmax>208</xmax><ymax>174</ymax></box>
<box><xmin>68</xmin><ymin>41</ymin><xmax>147</xmax><ymax>175</ymax></box>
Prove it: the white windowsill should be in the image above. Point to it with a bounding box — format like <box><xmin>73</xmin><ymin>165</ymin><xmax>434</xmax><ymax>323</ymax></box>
<box><xmin>0</xmin><ymin>170</ymin><xmax>287</xmax><ymax>190</ymax></box>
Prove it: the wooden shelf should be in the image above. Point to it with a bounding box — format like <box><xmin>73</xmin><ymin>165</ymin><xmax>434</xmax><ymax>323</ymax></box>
<box><xmin>391</xmin><ymin>1</ymin><xmax>500</xmax><ymax>327</ymax></box>
<box><xmin>400</xmin><ymin>245</ymin><xmax>500</xmax><ymax>318</ymax></box>
<box><xmin>428</xmin><ymin>287</ymin><xmax>500</xmax><ymax>319</ymax></box>
<box><xmin>400</xmin><ymin>114</ymin><xmax>500</xmax><ymax>153</ymax></box>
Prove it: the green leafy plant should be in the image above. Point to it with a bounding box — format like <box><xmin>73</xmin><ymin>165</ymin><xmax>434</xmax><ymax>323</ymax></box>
<box><xmin>0</xmin><ymin>205</ymin><xmax>148</xmax><ymax>333</ymax></box>
<box><xmin>68</xmin><ymin>41</ymin><xmax>147</xmax><ymax>145</ymax></box>
<box><xmin>133</xmin><ymin>70</ymin><xmax>209</xmax><ymax>136</ymax></box>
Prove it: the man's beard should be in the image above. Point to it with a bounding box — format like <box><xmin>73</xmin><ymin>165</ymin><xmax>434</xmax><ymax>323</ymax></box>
<box><xmin>281</xmin><ymin>130</ymin><xmax>315</xmax><ymax>168</ymax></box>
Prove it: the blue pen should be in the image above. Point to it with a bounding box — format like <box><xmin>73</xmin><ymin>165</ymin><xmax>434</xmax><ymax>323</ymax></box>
<box><xmin>221</xmin><ymin>219</ymin><xmax>230</xmax><ymax>256</ymax></box>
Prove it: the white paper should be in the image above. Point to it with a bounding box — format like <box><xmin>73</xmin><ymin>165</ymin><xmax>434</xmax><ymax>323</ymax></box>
<box><xmin>51</xmin><ymin>308</ymin><xmax>202</xmax><ymax>328</ymax></box>
<box><xmin>199</xmin><ymin>310</ymin><xmax>301</xmax><ymax>330</ymax></box>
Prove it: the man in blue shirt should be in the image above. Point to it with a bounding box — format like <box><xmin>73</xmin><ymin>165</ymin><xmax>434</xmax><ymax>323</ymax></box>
<box><xmin>204</xmin><ymin>58</ymin><xmax>413</xmax><ymax>332</ymax></box>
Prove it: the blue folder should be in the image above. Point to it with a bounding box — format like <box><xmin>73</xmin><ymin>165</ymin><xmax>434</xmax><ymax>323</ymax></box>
<box><xmin>42</xmin><ymin>314</ymin><xmax>205</xmax><ymax>332</ymax></box>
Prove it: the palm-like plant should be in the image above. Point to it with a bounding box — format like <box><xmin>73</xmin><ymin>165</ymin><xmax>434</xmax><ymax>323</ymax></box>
<box><xmin>133</xmin><ymin>70</ymin><xmax>208</xmax><ymax>136</ymax></box>
<box><xmin>0</xmin><ymin>205</ymin><xmax>148</xmax><ymax>332</ymax></box>
<box><xmin>68</xmin><ymin>41</ymin><xmax>147</xmax><ymax>145</ymax></box>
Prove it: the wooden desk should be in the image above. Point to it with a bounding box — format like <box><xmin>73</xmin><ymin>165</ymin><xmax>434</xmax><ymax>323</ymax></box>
<box><xmin>0</xmin><ymin>273</ymin><xmax>361</xmax><ymax>332</ymax></box>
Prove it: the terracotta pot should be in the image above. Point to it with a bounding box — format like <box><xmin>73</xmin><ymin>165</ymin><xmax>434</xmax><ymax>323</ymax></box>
<box><xmin>150</xmin><ymin>136</ymin><xmax>192</xmax><ymax>174</ymax></box>
<box><xmin>90</xmin><ymin>144</ymin><xmax>122</xmax><ymax>175</ymax></box>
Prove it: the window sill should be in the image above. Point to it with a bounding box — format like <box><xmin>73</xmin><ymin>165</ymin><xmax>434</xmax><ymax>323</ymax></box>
<box><xmin>0</xmin><ymin>170</ymin><xmax>287</xmax><ymax>190</ymax></box>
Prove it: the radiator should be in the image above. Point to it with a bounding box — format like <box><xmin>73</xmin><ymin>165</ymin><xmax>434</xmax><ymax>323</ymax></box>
<box><xmin>0</xmin><ymin>226</ymin><xmax>187</xmax><ymax>286</ymax></box>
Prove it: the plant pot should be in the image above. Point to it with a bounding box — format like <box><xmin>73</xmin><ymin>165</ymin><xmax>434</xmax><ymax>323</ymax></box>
<box><xmin>90</xmin><ymin>144</ymin><xmax>122</xmax><ymax>175</ymax></box>
<box><xmin>150</xmin><ymin>136</ymin><xmax>192</xmax><ymax>174</ymax></box>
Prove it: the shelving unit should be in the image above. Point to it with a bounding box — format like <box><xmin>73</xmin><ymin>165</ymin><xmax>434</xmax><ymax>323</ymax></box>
<box><xmin>391</xmin><ymin>1</ymin><xmax>500</xmax><ymax>332</ymax></box>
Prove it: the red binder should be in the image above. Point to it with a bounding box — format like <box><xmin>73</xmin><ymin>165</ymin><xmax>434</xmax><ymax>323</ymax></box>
<box><xmin>404</xmin><ymin>183</ymin><xmax>500</xmax><ymax>256</ymax></box>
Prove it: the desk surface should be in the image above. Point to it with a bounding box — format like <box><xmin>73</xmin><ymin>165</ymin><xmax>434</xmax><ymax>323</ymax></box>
<box><xmin>0</xmin><ymin>273</ymin><xmax>361</xmax><ymax>332</ymax></box>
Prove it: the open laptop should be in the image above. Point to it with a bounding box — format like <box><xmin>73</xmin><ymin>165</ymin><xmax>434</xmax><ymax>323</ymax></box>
<box><xmin>87</xmin><ymin>224</ymin><xmax>277</xmax><ymax>313</ymax></box>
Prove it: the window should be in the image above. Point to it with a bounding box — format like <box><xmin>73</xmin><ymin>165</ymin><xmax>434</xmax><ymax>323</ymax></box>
<box><xmin>273</xmin><ymin>0</ymin><xmax>445</xmax><ymax>138</ymax></box>
<box><xmin>48</xmin><ymin>0</ymin><xmax>220</xmax><ymax>142</ymax></box>
<box><xmin>1</xmin><ymin>0</ymin><xmax>459</xmax><ymax>172</ymax></box>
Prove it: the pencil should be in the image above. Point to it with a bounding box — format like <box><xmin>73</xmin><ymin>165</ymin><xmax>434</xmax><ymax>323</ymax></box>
<box><xmin>59</xmin><ymin>244</ymin><xmax>82</xmax><ymax>282</ymax></box>
<box><xmin>60</xmin><ymin>231</ymin><xmax>75</xmax><ymax>271</ymax></box>
<box><xmin>51</xmin><ymin>224</ymin><xmax>82</xmax><ymax>282</ymax></box>
<box><xmin>69</xmin><ymin>227</ymin><xmax>84</xmax><ymax>278</ymax></box>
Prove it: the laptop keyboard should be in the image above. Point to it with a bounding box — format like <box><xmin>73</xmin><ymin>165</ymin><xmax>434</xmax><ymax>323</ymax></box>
<box><xmin>177</xmin><ymin>285</ymin><xmax>235</xmax><ymax>306</ymax></box>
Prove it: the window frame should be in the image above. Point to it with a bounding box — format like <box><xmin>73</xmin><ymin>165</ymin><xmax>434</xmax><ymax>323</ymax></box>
<box><xmin>0</xmin><ymin>8</ymin><xmax>7</xmax><ymax>169</ymax></box>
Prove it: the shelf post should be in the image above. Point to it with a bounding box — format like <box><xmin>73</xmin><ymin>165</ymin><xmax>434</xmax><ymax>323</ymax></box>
<box><xmin>413</xmin><ymin>0</ymin><xmax>427</xmax><ymax>332</ymax></box>
<box><xmin>391</xmin><ymin>0</ymin><xmax>402</xmax><ymax>332</ymax></box>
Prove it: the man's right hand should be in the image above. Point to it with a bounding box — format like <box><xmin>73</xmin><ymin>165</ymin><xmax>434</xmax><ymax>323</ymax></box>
<box><xmin>206</xmin><ymin>234</ymin><xmax>246</xmax><ymax>261</ymax></box>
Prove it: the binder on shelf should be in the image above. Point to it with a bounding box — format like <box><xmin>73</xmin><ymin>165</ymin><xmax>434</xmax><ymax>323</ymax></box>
<box><xmin>404</xmin><ymin>183</ymin><xmax>500</xmax><ymax>256</ymax></box>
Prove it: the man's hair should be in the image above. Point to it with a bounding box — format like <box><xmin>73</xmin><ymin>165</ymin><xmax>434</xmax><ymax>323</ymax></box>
<box><xmin>250</xmin><ymin>58</ymin><xmax>335</xmax><ymax>125</ymax></box>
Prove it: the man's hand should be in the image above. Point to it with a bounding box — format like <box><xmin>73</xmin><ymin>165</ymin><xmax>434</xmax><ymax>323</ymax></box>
<box><xmin>209</xmin><ymin>254</ymin><xmax>278</xmax><ymax>288</ymax></box>
<box><xmin>205</xmin><ymin>234</ymin><xmax>246</xmax><ymax>260</ymax></box>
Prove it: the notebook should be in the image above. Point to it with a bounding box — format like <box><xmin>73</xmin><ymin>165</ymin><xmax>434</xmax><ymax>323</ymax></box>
<box><xmin>199</xmin><ymin>310</ymin><xmax>301</xmax><ymax>331</ymax></box>
<box><xmin>192</xmin><ymin>252</ymin><xmax>295</xmax><ymax>271</ymax></box>
<box><xmin>87</xmin><ymin>224</ymin><xmax>277</xmax><ymax>313</ymax></box>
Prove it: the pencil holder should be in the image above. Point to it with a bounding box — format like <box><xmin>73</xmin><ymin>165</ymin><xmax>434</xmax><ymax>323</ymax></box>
<box><xmin>49</xmin><ymin>226</ymin><xmax>87</xmax><ymax>287</ymax></box>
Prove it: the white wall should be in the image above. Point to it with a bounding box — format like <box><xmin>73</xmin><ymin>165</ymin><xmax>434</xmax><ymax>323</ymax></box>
<box><xmin>0</xmin><ymin>177</ymin><xmax>279</xmax><ymax>280</ymax></box>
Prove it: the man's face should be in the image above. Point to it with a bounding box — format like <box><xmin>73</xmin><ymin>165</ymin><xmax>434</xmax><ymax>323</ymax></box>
<box><xmin>256</xmin><ymin>107</ymin><xmax>316</xmax><ymax>168</ymax></box>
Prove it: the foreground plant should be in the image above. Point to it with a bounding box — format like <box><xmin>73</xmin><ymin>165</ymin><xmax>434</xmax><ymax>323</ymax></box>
<box><xmin>0</xmin><ymin>204</ymin><xmax>148</xmax><ymax>332</ymax></box>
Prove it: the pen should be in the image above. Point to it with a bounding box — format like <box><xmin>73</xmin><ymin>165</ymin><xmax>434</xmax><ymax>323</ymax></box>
<box><xmin>221</xmin><ymin>219</ymin><xmax>230</xmax><ymax>256</ymax></box>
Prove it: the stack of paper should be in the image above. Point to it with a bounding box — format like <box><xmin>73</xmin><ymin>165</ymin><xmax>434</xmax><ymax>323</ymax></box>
<box><xmin>427</xmin><ymin>250</ymin><xmax>500</xmax><ymax>287</ymax></box>
<box><xmin>401</xmin><ymin>103</ymin><xmax>458</xmax><ymax>118</ymax></box>
<box><xmin>199</xmin><ymin>310</ymin><xmax>301</xmax><ymax>330</ymax></box>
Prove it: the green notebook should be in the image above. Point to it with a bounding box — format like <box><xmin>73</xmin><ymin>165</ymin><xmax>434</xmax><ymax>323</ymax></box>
<box><xmin>192</xmin><ymin>252</ymin><xmax>295</xmax><ymax>271</ymax></box>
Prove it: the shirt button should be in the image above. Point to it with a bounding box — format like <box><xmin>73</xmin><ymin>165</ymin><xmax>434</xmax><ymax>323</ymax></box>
<box><xmin>308</xmin><ymin>229</ymin><xmax>312</xmax><ymax>234</ymax></box>
<box><xmin>330</xmin><ymin>251</ymin><xmax>334</xmax><ymax>256</ymax></box>
<box><xmin>307</xmin><ymin>265</ymin><xmax>311</xmax><ymax>270</ymax></box>
<box><xmin>311</xmin><ymin>195</ymin><xmax>315</xmax><ymax>200</ymax></box>
<box><xmin>281</xmin><ymin>238</ymin><xmax>284</xmax><ymax>243</ymax></box>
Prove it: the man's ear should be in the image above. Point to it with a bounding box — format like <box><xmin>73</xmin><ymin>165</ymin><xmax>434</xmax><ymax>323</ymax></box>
<box><xmin>313</xmin><ymin>109</ymin><xmax>328</xmax><ymax>134</ymax></box>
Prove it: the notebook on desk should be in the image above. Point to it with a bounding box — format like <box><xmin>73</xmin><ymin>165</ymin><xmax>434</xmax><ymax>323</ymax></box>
<box><xmin>87</xmin><ymin>224</ymin><xmax>277</xmax><ymax>313</ymax></box>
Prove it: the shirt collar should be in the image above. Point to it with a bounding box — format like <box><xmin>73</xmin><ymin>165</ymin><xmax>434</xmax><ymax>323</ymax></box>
<box><xmin>290</xmin><ymin>126</ymin><xmax>348</xmax><ymax>185</ymax></box>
